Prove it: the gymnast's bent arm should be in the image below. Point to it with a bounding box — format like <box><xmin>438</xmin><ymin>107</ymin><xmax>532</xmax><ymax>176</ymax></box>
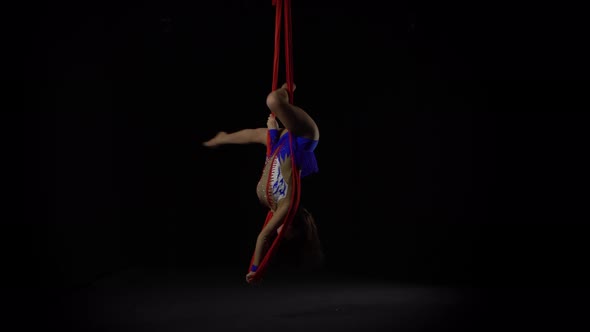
<box><xmin>246</xmin><ymin>199</ymin><xmax>291</xmax><ymax>283</ymax></box>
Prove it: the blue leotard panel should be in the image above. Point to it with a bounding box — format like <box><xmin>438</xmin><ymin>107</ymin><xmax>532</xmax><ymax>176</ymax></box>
<box><xmin>268</xmin><ymin>129</ymin><xmax>319</xmax><ymax>178</ymax></box>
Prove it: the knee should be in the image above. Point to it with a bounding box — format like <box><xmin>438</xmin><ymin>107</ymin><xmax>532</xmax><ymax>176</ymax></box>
<box><xmin>266</xmin><ymin>88</ymin><xmax>289</xmax><ymax>109</ymax></box>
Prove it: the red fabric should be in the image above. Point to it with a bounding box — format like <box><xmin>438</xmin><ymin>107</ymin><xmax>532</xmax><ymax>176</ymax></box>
<box><xmin>272</xmin><ymin>0</ymin><xmax>283</xmax><ymax>94</ymax></box>
<box><xmin>249</xmin><ymin>0</ymin><xmax>300</xmax><ymax>283</ymax></box>
<box><xmin>267</xmin><ymin>0</ymin><xmax>282</xmax><ymax>156</ymax></box>
<box><xmin>284</xmin><ymin>0</ymin><xmax>295</xmax><ymax>103</ymax></box>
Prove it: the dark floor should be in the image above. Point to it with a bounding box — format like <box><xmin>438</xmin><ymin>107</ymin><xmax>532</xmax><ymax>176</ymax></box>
<box><xmin>9</xmin><ymin>267</ymin><xmax>589</xmax><ymax>332</ymax></box>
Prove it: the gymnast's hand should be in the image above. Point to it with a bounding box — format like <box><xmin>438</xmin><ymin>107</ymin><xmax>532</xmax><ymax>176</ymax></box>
<box><xmin>246</xmin><ymin>271</ymin><xmax>257</xmax><ymax>284</ymax></box>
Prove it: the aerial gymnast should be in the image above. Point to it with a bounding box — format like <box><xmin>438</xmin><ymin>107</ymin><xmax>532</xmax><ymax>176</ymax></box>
<box><xmin>203</xmin><ymin>83</ymin><xmax>323</xmax><ymax>283</ymax></box>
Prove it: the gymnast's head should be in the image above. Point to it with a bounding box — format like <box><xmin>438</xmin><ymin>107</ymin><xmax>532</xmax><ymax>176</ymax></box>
<box><xmin>282</xmin><ymin>207</ymin><xmax>325</xmax><ymax>269</ymax></box>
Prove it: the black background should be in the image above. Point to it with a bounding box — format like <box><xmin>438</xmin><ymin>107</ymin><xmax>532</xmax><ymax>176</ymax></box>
<box><xmin>5</xmin><ymin>0</ymin><xmax>590</xmax><ymax>295</ymax></box>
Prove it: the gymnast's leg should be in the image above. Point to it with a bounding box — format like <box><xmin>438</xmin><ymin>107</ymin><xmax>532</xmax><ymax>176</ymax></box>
<box><xmin>266</xmin><ymin>83</ymin><xmax>319</xmax><ymax>141</ymax></box>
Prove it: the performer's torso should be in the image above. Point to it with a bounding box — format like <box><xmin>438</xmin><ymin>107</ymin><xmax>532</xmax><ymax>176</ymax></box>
<box><xmin>256</xmin><ymin>149</ymin><xmax>292</xmax><ymax>211</ymax></box>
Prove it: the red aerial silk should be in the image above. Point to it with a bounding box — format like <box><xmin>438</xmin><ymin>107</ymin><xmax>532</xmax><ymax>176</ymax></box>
<box><xmin>248</xmin><ymin>0</ymin><xmax>299</xmax><ymax>283</ymax></box>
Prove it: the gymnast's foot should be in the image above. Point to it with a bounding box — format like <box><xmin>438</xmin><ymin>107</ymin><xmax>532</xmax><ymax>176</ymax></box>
<box><xmin>203</xmin><ymin>131</ymin><xmax>227</xmax><ymax>147</ymax></box>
